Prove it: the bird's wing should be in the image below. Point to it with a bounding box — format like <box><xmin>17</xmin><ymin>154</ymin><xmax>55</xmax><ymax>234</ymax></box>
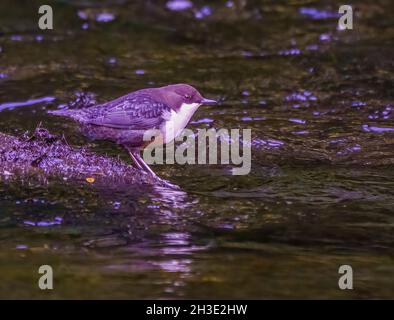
<box><xmin>86</xmin><ymin>93</ymin><xmax>171</xmax><ymax>130</ymax></box>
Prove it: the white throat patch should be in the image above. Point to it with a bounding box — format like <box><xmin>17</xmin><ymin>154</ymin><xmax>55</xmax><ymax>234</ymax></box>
<box><xmin>162</xmin><ymin>103</ymin><xmax>200</xmax><ymax>143</ymax></box>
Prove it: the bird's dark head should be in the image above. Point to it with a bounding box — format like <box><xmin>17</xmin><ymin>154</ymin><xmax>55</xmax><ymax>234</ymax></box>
<box><xmin>159</xmin><ymin>84</ymin><xmax>217</xmax><ymax>111</ymax></box>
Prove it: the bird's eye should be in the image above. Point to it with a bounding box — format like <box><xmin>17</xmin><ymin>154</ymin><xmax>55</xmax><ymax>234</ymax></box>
<box><xmin>184</xmin><ymin>94</ymin><xmax>191</xmax><ymax>99</ymax></box>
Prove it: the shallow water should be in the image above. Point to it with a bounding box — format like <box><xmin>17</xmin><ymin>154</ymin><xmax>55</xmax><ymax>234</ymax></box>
<box><xmin>0</xmin><ymin>0</ymin><xmax>393</xmax><ymax>298</ymax></box>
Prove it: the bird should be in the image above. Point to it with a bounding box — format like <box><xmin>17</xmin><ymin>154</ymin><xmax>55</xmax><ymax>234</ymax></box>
<box><xmin>49</xmin><ymin>84</ymin><xmax>217</xmax><ymax>180</ymax></box>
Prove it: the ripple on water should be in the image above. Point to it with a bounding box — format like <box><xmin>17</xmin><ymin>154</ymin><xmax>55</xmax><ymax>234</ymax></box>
<box><xmin>289</xmin><ymin>118</ymin><xmax>306</xmax><ymax>124</ymax></box>
<box><xmin>190</xmin><ymin>118</ymin><xmax>214</xmax><ymax>124</ymax></box>
<box><xmin>96</xmin><ymin>12</ymin><xmax>115</xmax><ymax>23</ymax></box>
<box><xmin>23</xmin><ymin>217</ymin><xmax>63</xmax><ymax>227</ymax></box>
<box><xmin>298</xmin><ymin>7</ymin><xmax>339</xmax><ymax>20</ymax></box>
<box><xmin>285</xmin><ymin>91</ymin><xmax>317</xmax><ymax>108</ymax></box>
<box><xmin>241</xmin><ymin>116</ymin><xmax>266</xmax><ymax>122</ymax></box>
<box><xmin>0</xmin><ymin>96</ymin><xmax>55</xmax><ymax>112</ymax></box>
<box><xmin>292</xmin><ymin>130</ymin><xmax>309</xmax><ymax>135</ymax></box>
<box><xmin>195</xmin><ymin>6</ymin><xmax>212</xmax><ymax>19</ymax></box>
<box><xmin>362</xmin><ymin>125</ymin><xmax>394</xmax><ymax>133</ymax></box>
<box><xmin>278</xmin><ymin>48</ymin><xmax>301</xmax><ymax>56</ymax></box>
<box><xmin>368</xmin><ymin>105</ymin><xmax>392</xmax><ymax>120</ymax></box>
<box><xmin>253</xmin><ymin>138</ymin><xmax>284</xmax><ymax>149</ymax></box>
<box><xmin>16</xmin><ymin>245</ymin><xmax>29</xmax><ymax>250</ymax></box>
<box><xmin>77</xmin><ymin>10</ymin><xmax>116</xmax><ymax>23</ymax></box>
<box><xmin>166</xmin><ymin>0</ymin><xmax>193</xmax><ymax>11</ymax></box>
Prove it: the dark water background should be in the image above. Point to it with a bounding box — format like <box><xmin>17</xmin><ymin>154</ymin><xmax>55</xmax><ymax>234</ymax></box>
<box><xmin>0</xmin><ymin>0</ymin><xmax>393</xmax><ymax>298</ymax></box>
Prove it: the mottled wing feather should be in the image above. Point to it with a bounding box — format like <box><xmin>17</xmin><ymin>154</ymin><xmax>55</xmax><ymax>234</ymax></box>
<box><xmin>86</xmin><ymin>92</ymin><xmax>170</xmax><ymax>130</ymax></box>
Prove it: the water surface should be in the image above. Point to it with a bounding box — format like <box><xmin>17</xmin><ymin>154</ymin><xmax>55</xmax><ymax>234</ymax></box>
<box><xmin>0</xmin><ymin>0</ymin><xmax>393</xmax><ymax>298</ymax></box>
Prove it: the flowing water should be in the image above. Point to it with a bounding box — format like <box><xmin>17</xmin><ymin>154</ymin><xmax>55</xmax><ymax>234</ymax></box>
<box><xmin>0</xmin><ymin>0</ymin><xmax>393</xmax><ymax>298</ymax></box>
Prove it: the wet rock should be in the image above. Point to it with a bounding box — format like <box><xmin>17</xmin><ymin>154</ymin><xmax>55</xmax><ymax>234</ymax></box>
<box><xmin>0</xmin><ymin>127</ymin><xmax>154</xmax><ymax>185</ymax></box>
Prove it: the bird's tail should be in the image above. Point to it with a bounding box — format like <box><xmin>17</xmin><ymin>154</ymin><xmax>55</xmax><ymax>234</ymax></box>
<box><xmin>48</xmin><ymin>109</ymin><xmax>87</xmax><ymax>122</ymax></box>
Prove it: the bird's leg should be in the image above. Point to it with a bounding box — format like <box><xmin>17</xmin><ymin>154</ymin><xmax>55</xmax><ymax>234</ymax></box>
<box><xmin>135</xmin><ymin>153</ymin><xmax>181</xmax><ymax>189</ymax></box>
<box><xmin>126</xmin><ymin>147</ymin><xmax>180</xmax><ymax>189</ymax></box>
<box><xmin>126</xmin><ymin>147</ymin><xmax>143</xmax><ymax>171</ymax></box>
<box><xmin>134</xmin><ymin>152</ymin><xmax>159</xmax><ymax>178</ymax></box>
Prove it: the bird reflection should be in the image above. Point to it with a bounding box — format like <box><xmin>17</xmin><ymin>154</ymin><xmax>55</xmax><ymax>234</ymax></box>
<box><xmin>153</xmin><ymin>231</ymin><xmax>208</xmax><ymax>295</ymax></box>
<box><xmin>81</xmin><ymin>174</ymin><xmax>206</xmax><ymax>297</ymax></box>
<box><xmin>151</xmin><ymin>184</ymin><xmax>191</xmax><ymax>209</ymax></box>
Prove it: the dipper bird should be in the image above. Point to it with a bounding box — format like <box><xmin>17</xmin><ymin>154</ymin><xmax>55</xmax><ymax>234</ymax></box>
<box><xmin>49</xmin><ymin>84</ymin><xmax>217</xmax><ymax>178</ymax></box>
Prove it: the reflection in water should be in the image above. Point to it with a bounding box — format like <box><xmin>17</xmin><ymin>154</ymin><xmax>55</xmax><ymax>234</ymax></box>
<box><xmin>157</xmin><ymin>258</ymin><xmax>192</xmax><ymax>273</ymax></box>
<box><xmin>126</xmin><ymin>186</ymin><xmax>204</xmax><ymax>295</ymax></box>
<box><xmin>152</xmin><ymin>185</ymin><xmax>194</xmax><ymax>210</ymax></box>
<box><xmin>156</xmin><ymin>233</ymin><xmax>194</xmax><ymax>273</ymax></box>
<box><xmin>154</xmin><ymin>231</ymin><xmax>209</xmax><ymax>295</ymax></box>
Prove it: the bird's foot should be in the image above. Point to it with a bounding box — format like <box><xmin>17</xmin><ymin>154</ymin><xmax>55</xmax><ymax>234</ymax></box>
<box><xmin>157</xmin><ymin>177</ymin><xmax>181</xmax><ymax>190</ymax></box>
<box><xmin>136</xmin><ymin>166</ymin><xmax>180</xmax><ymax>190</ymax></box>
<box><xmin>127</xmin><ymin>149</ymin><xmax>180</xmax><ymax>189</ymax></box>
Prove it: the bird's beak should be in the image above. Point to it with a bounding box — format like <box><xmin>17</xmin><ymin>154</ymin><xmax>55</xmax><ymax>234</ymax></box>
<box><xmin>200</xmin><ymin>97</ymin><xmax>217</xmax><ymax>105</ymax></box>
